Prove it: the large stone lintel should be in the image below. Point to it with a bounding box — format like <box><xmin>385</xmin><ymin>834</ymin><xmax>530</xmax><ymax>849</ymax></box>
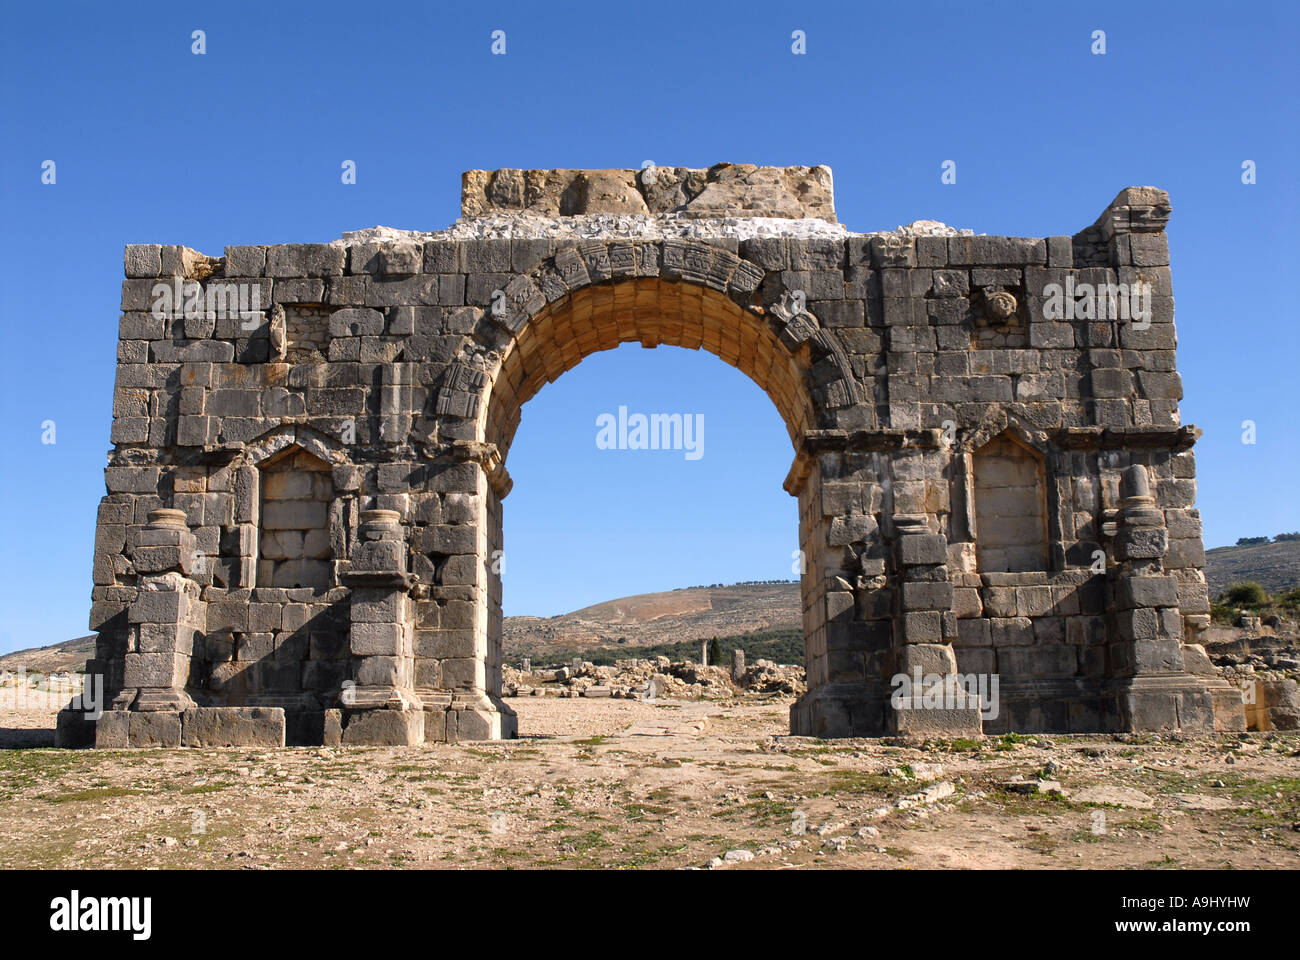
<box><xmin>179</xmin><ymin>707</ymin><xmax>285</xmax><ymax>747</ymax></box>
<box><xmin>889</xmin><ymin>699</ymin><xmax>984</xmax><ymax>738</ymax></box>
<box><xmin>340</xmin><ymin>570</ymin><xmax>411</xmax><ymax>590</ymax></box>
<box><xmin>60</xmin><ymin>706</ymin><xmax>287</xmax><ymax>749</ymax></box>
<box><xmin>784</xmin><ymin>427</ymin><xmax>946</xmax><ymax>495</ymax></box>
<box><xmin>1052</xmin><ymin>424</ymin><xmax>1201</xmax><ymax>451</ymax></box>
<box><xmin>802</xmin><ymin>427</ymin><xmax>946</xmax><ymax>454</ymax></box>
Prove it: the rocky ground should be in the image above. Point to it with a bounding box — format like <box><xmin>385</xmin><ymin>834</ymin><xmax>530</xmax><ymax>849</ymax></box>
<box><xmin>1</xmin><ymin>697</ymin><xmax>1297</xmax><ymax>870</ymax></box>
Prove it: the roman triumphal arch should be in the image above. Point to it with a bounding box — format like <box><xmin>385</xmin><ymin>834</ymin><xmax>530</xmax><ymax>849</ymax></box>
<box><xmin>59</xmin><ymin>164</ymin><xmax>1245</xmax><ymax>748</ymax></box>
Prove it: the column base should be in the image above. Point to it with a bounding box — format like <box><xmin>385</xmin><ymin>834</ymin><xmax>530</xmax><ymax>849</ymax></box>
<box><xmin>790</xmin><ymin>682</ymin><xmax>889</xmax><ymax>737</ymax></box>
<box><xmin>1101</xmin><ymin>675</ymin><xmax>1217</xmax><ymax>733</ymax></box>
<box><xmin>888</xmin><ymin>694</ymin><xmax>984</xmax><ymax>738</ymax></box>
<box><xmin>133</xmin><ymin>688</ymin><xmax>196</xmax><ymax>712</ymax></box>
<box><xmin>88</xmin><ymin>709</ymin><xmax>181</xmax><ymax>748</ymax></box>
<box><xmin>1203</xmin><ymin>678</ymin><xmax>1248</xmax><ymax>733</ymax></box>
<box><xmin>179</xmin><ymin>707</ymin><xmax>285</xmax><ymax>747</ymax></box>
<box><xmin>58</xmin><ymin>706</ymin><xmax>286</xmax><ymax>748</ymax></box>
<box><xmin>339</xmin><ymin>704</ymin><xmax>426</xmax><ymax>745</ymax></box>
<box><xmin>55</xmin><ymin>707</ymin><xmax>96</xmax><ymax>748</ymax></box>
<box><xmin>434</xmin><ymin>693</ymin><xmax>518</xmax><ymax>742</ymax></box>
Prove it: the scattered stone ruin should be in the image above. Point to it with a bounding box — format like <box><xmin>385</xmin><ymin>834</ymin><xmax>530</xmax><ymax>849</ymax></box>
<box><xmin>57</xmin><ymin>163</ymin><xmax>1246</xmax><ymax>747</ymax></box>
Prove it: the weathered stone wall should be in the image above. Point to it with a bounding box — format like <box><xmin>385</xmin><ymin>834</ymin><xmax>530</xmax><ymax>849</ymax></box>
<box><xmin>57</xmin><ymin>165</ymin><xmax>1241</xmax><ymax>747</ymax></box>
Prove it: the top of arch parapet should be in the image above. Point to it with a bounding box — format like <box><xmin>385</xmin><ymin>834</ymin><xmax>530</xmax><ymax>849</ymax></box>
<box><xmin>335</xmin><ymin>164</ymin><xmax>977</xmax><ymax>245</ymax></box>
<box><xmin>462</xmin><ymin>163</ymin><xmax>839</xmax><ymax>222</ymax></box>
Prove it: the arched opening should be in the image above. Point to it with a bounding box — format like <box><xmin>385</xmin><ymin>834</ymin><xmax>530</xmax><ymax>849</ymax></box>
<box><xmin>483</xmin><ymin>278</ymin><xmax>815</xmax><ymax>459</ymax></box>
<box><xmin>478</xmin><ymin>278</ymin><xmax>820</xmax><ymax>729</ymax></box>
<box><xmin>971</xmin><ymin>432</ymin><xmax>1049</xmax><ymax>574</ymax></box>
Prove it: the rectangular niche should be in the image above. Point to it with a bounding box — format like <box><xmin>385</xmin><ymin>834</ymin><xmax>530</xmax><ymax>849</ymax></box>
<box><xmin>972</xmin><ymin>432</ymin><xmax>1049</xmax><ymax>574</ymax></box>
<box><xmin>257</xmin><ymin>446</ymin><xmax>335</xmax><ymax>591</ymax></box>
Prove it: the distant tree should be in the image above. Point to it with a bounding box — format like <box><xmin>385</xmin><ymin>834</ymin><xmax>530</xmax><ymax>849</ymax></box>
<box><xmin>1223</xmin><ymin>581</ymin><xmax>1268</xmax><ymax>608</ymax></box>
<box><xmin>1236</xmin><ymin>536</ymin><xmax>1269</xmax><ymax>546</ymax></box>
<box><xmin>708</xmin><ymin>637</ymin><xmax>721</xmax><ymax>666</ymax></box>
<box><xmin>1272</xmin><ymin>532</ymin><xmax>1300</xmax><ymax>542</ymax></box>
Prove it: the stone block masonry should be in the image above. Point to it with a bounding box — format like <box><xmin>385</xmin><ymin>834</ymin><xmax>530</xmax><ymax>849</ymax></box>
<box><xmin>56</xmin><ymin>163</ymin><xmax>1241</xmax><ymax>747</ymax></box>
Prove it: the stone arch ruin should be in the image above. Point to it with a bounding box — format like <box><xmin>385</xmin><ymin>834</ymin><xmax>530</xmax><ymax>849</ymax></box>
<box><xmin>59</xmin><ymin>164</ymin><xmax>1245</xmax><ymax>748</ymax></box>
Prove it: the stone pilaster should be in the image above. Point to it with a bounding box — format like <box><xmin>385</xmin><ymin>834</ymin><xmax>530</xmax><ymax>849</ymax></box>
<box><xmin>57</xmin><ymin>508</ymin><xmax>203</xmax><ymax>747</ymax></box>
<box><xmin>339</xmin><ymin>509</ymin><xmax>424</xmax><ymax>745</ymax></box>
<box><xmin>790</xmin><ymin>448</ymin><xmax>891</xmax><ymax>737</ymax></box>
<box><xmin>1102</xmin><ymin>465</ymin><xmax>1216</xmax><ymax>732</ymax></box>
<box><xmin>888</xmin><ymin>514</ymin><xmax>983</xmax><ymax>736</ymax></box>
<box><xmin>125</xmin><ymin>508</ymin><xmax>201</xmax><ymax>714</ymax></box>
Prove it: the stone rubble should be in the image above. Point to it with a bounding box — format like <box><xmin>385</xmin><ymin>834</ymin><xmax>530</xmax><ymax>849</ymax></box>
<box><xmin>501</xmin><ymin>655</ymin><xmax>807</xmax><ymax>701</ymax></box>
<box><xmin>1199</xmin><ymin>629</ymin><xmax>1300</xmax><ymax>730</ymax></box>
<box><xmin>337</xmin><ymin>215</ymin><xmax>975</xmax><ymax>245</ymax></box>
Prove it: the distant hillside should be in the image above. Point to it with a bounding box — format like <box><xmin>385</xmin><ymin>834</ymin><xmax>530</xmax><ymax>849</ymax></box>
<box><xmin>0</xmin><ymin>635</ymin><xmax>94</xmax><ymax>675</ymax></box>
<box><xmin>503</xmin><ymin>581</ymin><xmax>801</xmax><ymax>661</ymax></box>
<box><xmin>1204</xmin><ymin>540</ymin><xmax>1300</xmax><ymax>596</ymax></box>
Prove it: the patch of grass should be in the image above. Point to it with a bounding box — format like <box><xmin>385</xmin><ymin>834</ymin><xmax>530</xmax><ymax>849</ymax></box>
<box><xmin>994</xmin><ymin>733</ymin><xmax>1034</xmax><ymax>751</ymax></box>
<box><xmin>991</xmin><ymin>789</ymin><xmax>1085</xmax><ymax>814</ymax></box>
<box><xmin>819</xmin><ymin>769</ymin><xmax>896</xmax><ymax>796</ymax></box>
<box><xmin>0</xmin><ymin>750</ymin><xmax>86</xmax><ymax>797</ymax></box>
<box><xmin>711</xmin><ymin>797</ymin><xmax>793</xmax><ymax>825</ymax></box>
<box><xmin>1229</xmin><ymin>776</ymin><xmax>1300</xmax><ymax>800</ymax></box>
<box><xmin>560</xmin><ymin>829</ymin><xmax>608</xmax><ymax>856</ymax></box>
<box><xmin>41</xmin><ymin>786</ymin><xmax>142</xmax><ymax>804</ymax></box>
<box><xmin>1023</xmin><ymin>834</ymin><xmax>1059</xmax><ymax>855</ymax></box>
<box><xmin>1118</xmin><ymin>811</ymin><xmax>1165</xmax><ymax>833</ymax></box>
<box><xmin>621</xmin><ymin>801</ymin><xmax>676</xmax><ymax>820</ymax></box>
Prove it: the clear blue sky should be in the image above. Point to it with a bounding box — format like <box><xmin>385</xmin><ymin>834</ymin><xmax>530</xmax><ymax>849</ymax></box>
<box><xmin>0</xmin><ymin>1</ymin><xmax>1295</xmax><ymax>651</ymax></box>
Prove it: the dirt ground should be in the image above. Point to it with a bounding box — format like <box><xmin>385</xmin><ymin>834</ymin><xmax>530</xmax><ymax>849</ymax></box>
<box><xmin>1</xmin><ymin>696</ymin><xmax>1297</xmax><ymax>870</ymax></box>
